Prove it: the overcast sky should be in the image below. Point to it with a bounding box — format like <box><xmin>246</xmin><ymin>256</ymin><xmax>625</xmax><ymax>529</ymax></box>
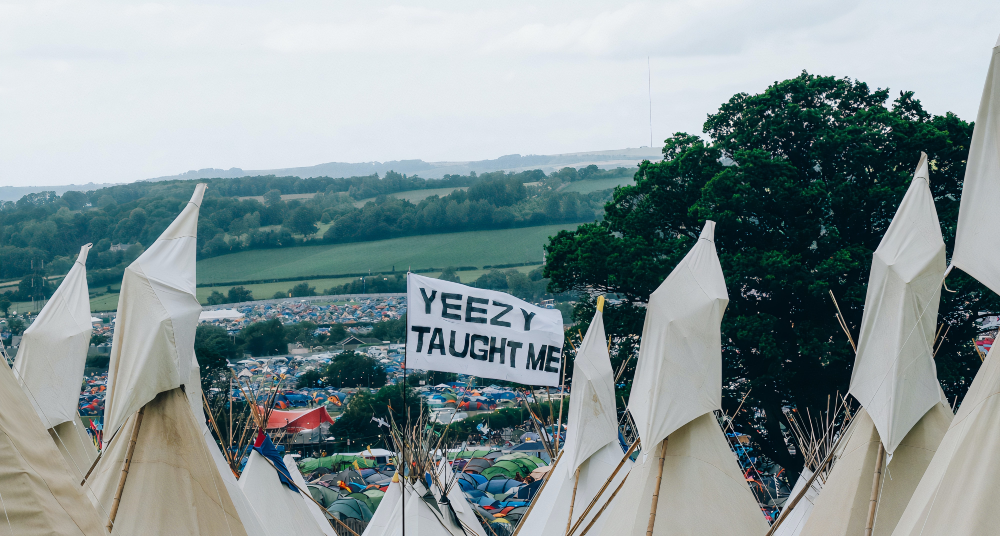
<box><xmin>1</xmin><ymin>0</ymin><xmax>998</xmax><ymax>187</ymax></box>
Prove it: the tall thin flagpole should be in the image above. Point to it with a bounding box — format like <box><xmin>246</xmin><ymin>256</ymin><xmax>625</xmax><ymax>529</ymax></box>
<box><xmin>402</xmin><ymin>272</ymin><xmax>409</xmax><ymax>536</ymax></box>
<box><xmin>648</xmin><ymin>56</ymin><xmax>653</xmax><ymax>148</ymax></box>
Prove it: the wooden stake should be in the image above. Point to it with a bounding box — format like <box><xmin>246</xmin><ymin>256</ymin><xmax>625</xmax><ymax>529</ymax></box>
<box><xmin>566</xmin><ymin>467</ymin><xmax>581</xmax><ymax>536</ymax></box>
<box><xmin>566</xmin><ymin>437</ymin><xmax>640</xmax><ymax>536</ymax></box>
<box><xmin>511</xmin><ymin>450</ymin><xmax>564</xmax><ymax>536</ymax></box>
<box><xmin>644</xmin><ymin>438</ymin><xmax>668</xmax><ymax>536</ymax></box>
<box><xmin>106</xmin><ymin>407</ymin><xmax>145</xmax><ymax>532</ymax></box>
<box><xmin>864</xmin><ymin>442</ymin><xmax>886</xmax><ymax>536</ymax></box>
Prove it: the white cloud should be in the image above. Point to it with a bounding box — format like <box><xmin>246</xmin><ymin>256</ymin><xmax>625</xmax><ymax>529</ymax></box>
<box><xmin>0</xmin><ymin>0</ymin><xmax>998</xmax><ymax>186</ymax></box>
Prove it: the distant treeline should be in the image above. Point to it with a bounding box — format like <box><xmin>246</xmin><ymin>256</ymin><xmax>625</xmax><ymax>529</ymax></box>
<box><xmin>0</xmin><ymin>165</ymin><xmax>633</xmax><ymax>294</ymax></box>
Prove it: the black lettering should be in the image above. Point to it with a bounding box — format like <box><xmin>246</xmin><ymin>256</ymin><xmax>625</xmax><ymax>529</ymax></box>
<box><xmin>428</xmin><ymin>328</ymin><xmax>445</xmax><ymax>355</ymax></box>
<box><xmin>441</xmin><ymin>293</ymin><xmax>463</xmax><ymax>320</ymax></box>
<box><xmin>410</xmin><ymin>326</ymin><xmax>431</xmax><ymax>352</ymax></box>
<box><xmin>490</xmin><ymin>301</ymin><xmax>513</xmax><ymax>327</ymax></box>
<box><xmin>419</xmin><ymin>288</ymin><xmax>437</xmax><ymax>314</ymax></box>
<box><xmin>449</xmin><ymin>331</ymin><xmax>470</xmax><ymax>358</ymax></box>
<box><xmin>470</xmin><ymin>335</ymin><xmax>489</xmax><ymax>360</ymax></box>
<box><xmin>489</xmin><ymin>337</ymin><xmax>507</xmax><ymax>363</ymax></box>
<box><xmin>506</xmin><ymin>341</ymin><xmax>523</xmax><ymax>368</ymax></box>
<box><xmin>545</xmin><ymin>346</ymin><xmax>561</xmax><ymax>373</ymax></box>
<box><xmin>466</xmin><ymin>296</ymin><xmax>489</xmax><ymax>324</ymax></box>
<box><xmin>526</xmin><ymin>344</ymin><xmax>547</xmax><ymax>370</ymax></box>
<box><xmin>521</xmin><ymin>309</ymin><xmax>537</xmax><ymax>331</ymax></box>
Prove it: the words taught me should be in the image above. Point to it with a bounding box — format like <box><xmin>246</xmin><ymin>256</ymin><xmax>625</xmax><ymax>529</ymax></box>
<box><xmin>409</xmin><ymin>287</ymin><xmax>562</xmax><ymax>374</ymax></box>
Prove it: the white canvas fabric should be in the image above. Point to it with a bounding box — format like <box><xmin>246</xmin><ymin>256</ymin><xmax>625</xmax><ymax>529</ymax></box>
<box><xmin>517</xmin><ymin>441</ymin><xmax>630</xmax><ymax>536</ymax></box>
<box><xmin>104</xmin><ymin>183</ymin><xmax>206</xmax><ymax>439</ymax></box>
<box><xmin>772</xmin><ymin>468</ymin><xmax>822</xmax><ymax>536</ymax></box>
<box><xmin>435</xmin><ymin>460</ymin><xmax>488</xmax><ymax>536</ymax></box>
<box><xmin>563</xmin><ymin>308</ymin><xmax>618</xmax><ymax>473</ymax></box>
<box><xmin>849</xmin><ymin>153</ymin><xmax>946</xmax><ymax>458</ymax></box>
<box><xmin>0</xmin><ymin>359</ymin><xmax>107</xmax><ymax>536</ymax></box>
<box><xmin>951</xmin><ymin>37</ymin><xmax>1000</xmax><ymax>294</ymax></box>
<box><xmin>285</xmin><ymin>454</ymin><xmax>338</xmax><ymax>536</ymax></box>
<box><xmin>797</xmin><ymin>404</ymin><xmax>951</xmax><ymax>536</ymax></box>
<box><xmin>890</xmin><ymin>341</ymin><xmax>1000</xmax><ymax>536</ymax></box>
<box><xmin>49</xmin><ymin>419</ymin><xmax>100</xmax><ymax>481</ymax></box>
<box><xmin>362</xmin><ymin>476</ymin><xmax>404</xmax><ymax>536</ymax></box>
<box><xmin>187</xmin><ymin>354</ymin><xmax>272</xmax><ymax>536</ymax></box>
<box><xmin>14</xmin><ymin>244</ymin><xmax>94</xmax><ymax>429</ymax></box>
<box><xmin>239</xmin><ymin>451</ymin><xmax>328</xmax><ymax>536</ymax></box>
<box><xmin>85</xmin><ymin>388</ymin><xmax>249</xmax><ymax>536</ymax></box>
<box><xmin>628</xmin><ymin>221</ymin><xmax>728</xmax><ymax>453</ymax></box>
<box><xmin>594</xmin><ymin>412</ymin><xmax>768</xmax><ymax>536</ymax></box>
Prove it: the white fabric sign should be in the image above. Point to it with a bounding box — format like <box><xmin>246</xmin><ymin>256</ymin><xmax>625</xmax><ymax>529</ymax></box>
<box><xmin>406</xmin><ymin>273</ymin><xmax>564</xmax><ymax>386</ymax></box>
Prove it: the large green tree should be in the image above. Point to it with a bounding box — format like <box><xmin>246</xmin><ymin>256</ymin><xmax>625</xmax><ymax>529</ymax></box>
<box><xmin>545</xmin><ymin>72</ymin><xmax>994</xmax><ymax>479</ymax></box>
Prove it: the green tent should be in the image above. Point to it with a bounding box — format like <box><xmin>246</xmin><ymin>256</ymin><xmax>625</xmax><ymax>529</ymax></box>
<box><xmin>308</xmin><ymin>485</ymin><xmax>340</xmax><ymax>508</ymax></box>
<box><xmin>327</xmin><ymin>497</ymin><xmax>373</xmax><ymax>522</ymax></box>
<box><xmin>363</xmin><ymin>489</ymin><xmax>386</xmax><ymax>510</ymax></box>
<box><xmin>347</xmin><ymin>492</ymin><xmax>375</xmax><ymax>512</ymax></box>
<box><xmin>480</xmin><ymin>460</ymin><xmax>524</xmax><ymax>480</ymax></box>
<box><xmin>298</xmin><ymin>454</ymin><xmax>376</xmax><ymax>473</ymax></box>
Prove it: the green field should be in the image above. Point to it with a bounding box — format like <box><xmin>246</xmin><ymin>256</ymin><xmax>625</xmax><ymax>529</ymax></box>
<box><xmin>562</xmin><ymin>177</ymin><xmax>634</xmax><ymax>194</ymax></box>
<box><xmin>196</xmin><ymin>224</ymin><xmax>576</xmax><ymax>286</ymax></box>
<box><xmin>192</xmin><ymin>265</ymin><xmax>536</xmax><ymax>304</ymax></box>
<box><xmin>353</xmin><ymin>186</ymin><xmax>466</xmax><ymax>207</ymax></box>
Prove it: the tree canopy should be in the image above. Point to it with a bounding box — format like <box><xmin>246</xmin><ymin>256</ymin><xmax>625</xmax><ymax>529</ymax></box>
<box><xmin>545</xmin><ymin>72</ymin><xmax>993</xmax><ymax>478</ymax></box>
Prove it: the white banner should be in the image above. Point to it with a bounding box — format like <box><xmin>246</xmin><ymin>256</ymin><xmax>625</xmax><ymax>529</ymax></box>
<box><xmin>406</xmin><ymin>273</ymin><xmax>565</xmax><ymax>386</ymax></box>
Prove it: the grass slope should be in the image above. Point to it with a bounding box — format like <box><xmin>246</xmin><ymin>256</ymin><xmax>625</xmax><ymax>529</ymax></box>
<box><xmin>562</xmin><ymin>177</ymin><xmax>635</xmax><ymax>194</ymax></box>
<box><xmin>196</xmin><ymin>224</ymin><xmax>577</xmax><ymax>285</ymax></box>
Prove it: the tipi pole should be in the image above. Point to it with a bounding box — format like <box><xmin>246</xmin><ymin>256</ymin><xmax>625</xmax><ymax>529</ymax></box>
<box><xmin>766</xmin><ymin>416</ymin><xmax>852</xmax><ymax>535</ymax></box>
<box><xmin>565</xmin><ymin>467</ymin><xmax>581</xmax><ymax>535</ymax></box>
<box><xmin>644</xmin><ymin>438</ymin><xmax>668</xmax><ymax>536</ymax></box>
<box><xmin>106</xmin><ymin>406</ymin><xmax>145</xmax><ymax>531</ymax></box>
<box><xmin>511</xmin><ymin>450</ymin><xmax>563</xmax><ymax>536</ymax></box>
<box><xmin>565</xmin><ymin>437</ymin><xmax>640</xmax><ymax>536</ymax></box>
<box><xmin>577</xmin><ymin>469</ymin><xmax>630</xmax><ymax>536</ymax></box>
<box><xmin>864</xmin><ymin>442</ymin><xmax>886</xmax><ymax>536</ymax></box>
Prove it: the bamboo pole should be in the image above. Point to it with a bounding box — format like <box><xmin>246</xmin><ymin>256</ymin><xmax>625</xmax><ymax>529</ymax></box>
<box><xmin>510</xmin><ymin>450</ymin><xmax>564</xmax><ymax>536</ymax></box>
<box><xmin>766</xmin><ymin>417</ymin><xmax>853</xmax><ymax>536</ymax></box>
<box><xmin>79</xmin><ymin>421</ymin><xmax>128</xmax><ymax>486</ymax></box>
<box><xmin>644</xmin><ymin>439</ymin><xmax>668</xmax><ymax>536</ymax></box>
<box><xmin>566</xmin><ymin>467</ymin><xmax>581</xmax><ymax>536</ymax></box>
<box><xmin>828</xmin><ymin>290</ymin><xmax>857</xmax><ymax>352</ymax></box>
<box><xmin>864</xmin><ymin>442</ymin><xmax>886</xmax><ymax>536</ymax></box>
<box><xmin>106</xmin><ymin>407</ymin><xmax>145</xmax><ymax>532</ymax></box>
<box><xmin>565</xmin><ymin>437</ymin><xmax>640</xmax><ymax>536</ymax></box>
<box><xmin>577</xmin><ymin>469</ymin><xmax>631</xmax><ymax>536</ymax></box>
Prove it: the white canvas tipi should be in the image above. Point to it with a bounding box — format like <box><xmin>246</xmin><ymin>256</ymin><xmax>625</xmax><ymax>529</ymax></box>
<box><xmin>285</xmin><ymin>454</ymin><xmax>339</xmax><ymax>536</ymax></box>
<box><xmin>86</xmin><ymin>183</ymin><xmax>249</xmax><ymax>536</ymax></box>
<box><xmin>889</xmin><ymin>36</ymin><xmax>1000</xmax><ymax>536</ymax></box>
<box><xmin>797</xmin><ymin>155</ymin><xmax>953</xmax><ymax>536</ymax></box>
<box><xmin>517</xmin><ymin>297</ymin><xmax>630</xmax><ymax>536</ymax></box>
<box><xmin>595</xmin><ymin>221</ymin><xmax>768</xmax><ymax>536</ymax></box>
<box><xmin>0</xmin><ymin>346</ymin><xmax>107</xmax><ymax>536</ymax></box>
<box><xmin>950</xmin><ymin>35</ymin><xmax>1000</xmax><ymax>295</ymax></box>
<box><xmin>238</xmin><ymin>451</ymin><xmax>331</xmax><ymax>536</ymax></box>
<box><xmin>12</xmin><ymin>243</ymin><xmax>98</xmax><ymax>479</ymax></box>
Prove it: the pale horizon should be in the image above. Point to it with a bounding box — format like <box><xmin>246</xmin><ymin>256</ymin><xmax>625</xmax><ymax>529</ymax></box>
<box><xmin>2</xmin><ymin>0</ymin><xmax>998</xmax><ymax>187</ymax></box>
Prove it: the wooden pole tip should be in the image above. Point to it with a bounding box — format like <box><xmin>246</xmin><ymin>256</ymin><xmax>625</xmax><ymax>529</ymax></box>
<box><xmin>596</xmin><ymin>296</ymin><xmax>605</xmax><ymax>312</ymax></box>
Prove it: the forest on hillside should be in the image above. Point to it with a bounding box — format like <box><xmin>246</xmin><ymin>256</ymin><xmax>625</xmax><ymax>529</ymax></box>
<box><xmin>0</xmin><ymin>165</ymin><xmax>631</xmax><ymax>300</ymax></box>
